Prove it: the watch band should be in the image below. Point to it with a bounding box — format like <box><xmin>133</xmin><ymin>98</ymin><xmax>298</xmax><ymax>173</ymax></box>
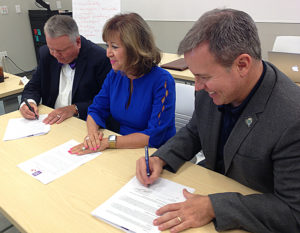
<box><xmin>108</xmin><ymin>135</ymin><xmax>117</xmax><ymax>149</ymax></box>
<box><xmin>73</xmin><ymin>104</ymin><xmax>79</xmax><ymax>117</ymax></box>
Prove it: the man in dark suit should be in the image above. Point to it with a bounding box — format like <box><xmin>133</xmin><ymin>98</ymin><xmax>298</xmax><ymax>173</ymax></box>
<box><xmin>20</xmin><ymin>15</ymin><xmax>111</xmax><ymax>124</ymax></box>
<box><xmin>136</xmin><ymin>9</ymin><xmax>300</xmax><ymax>233</ymax></box>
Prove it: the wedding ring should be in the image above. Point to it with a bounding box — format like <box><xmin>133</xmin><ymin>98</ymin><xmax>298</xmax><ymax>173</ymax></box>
<box><xmin>56</xmin><ymin>114</ymin><xmax>61</xmax><ymax>118</ymax></box>
<box><xmin>85</xmin><ymin>136</ymin><xmax>90</xmax><ymax>141</ymax></box>
<box><xmin>177</xmin><ymin>216</ymin><xmax>182</xmax><ymax>223</ymax></box>
<box><xmin>82</xmin><ymin>147</ymin><xmax>86</xmax><ymax>151</ymax></box>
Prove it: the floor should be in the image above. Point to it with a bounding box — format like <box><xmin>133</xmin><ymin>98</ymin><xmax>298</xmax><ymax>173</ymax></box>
<box><xmin>0</xmin><ymin>95</ymin><xmax>21</xmax><ymax>116</ymax></box>
<box><xmin>0</xmin><ymin>212</ymin><xmax>20</xmax><ymax>233</ymax></box>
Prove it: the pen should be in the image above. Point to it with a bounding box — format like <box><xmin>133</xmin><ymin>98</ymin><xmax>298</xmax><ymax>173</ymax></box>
<box><xmin>145</xmin><ymin>145</ymin><xmax>150</xmax><ymax>177</ymax></box>
<box><xmin>24</xmin><ymin>98</ymin><xmax>38</xmax><ymax>120</ymax></box>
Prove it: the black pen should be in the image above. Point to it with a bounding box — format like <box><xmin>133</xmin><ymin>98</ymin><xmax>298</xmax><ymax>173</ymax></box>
<box><xmin>24</xmin><ymin>98</ymin><xmax>38</xmax><ymax>120</ymax></box>
<box><xmin>145</xmin><ymin>146</ymin><xmax>151</xmax><ymax>177</ymax></box>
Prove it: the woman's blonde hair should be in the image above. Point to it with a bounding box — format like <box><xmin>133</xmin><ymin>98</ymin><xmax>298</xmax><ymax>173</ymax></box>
<box><xmin>103</xmin><ymin>13</ymin><xmax>161</xmax><ymax>77</ymax></box>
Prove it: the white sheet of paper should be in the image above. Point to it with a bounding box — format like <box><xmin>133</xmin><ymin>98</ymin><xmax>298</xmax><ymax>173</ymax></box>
<box><xmin>17</xmin><ymin>140</ymin><xmax>101</xmax><ymax>184</ymax></box>
<box><xmin>20</xmin><ymin>76</ymin><xmax>30</xmax><ymax>85</ymax></box>
<box><xmin>3</xmin><ymin>114</ymin><xmax>50</xmax><ymax>141</ymax></box>
<box><xmin>92</xmin><ymin>176</ymin><xmax>195</xmax><ymax>233</ymax></box>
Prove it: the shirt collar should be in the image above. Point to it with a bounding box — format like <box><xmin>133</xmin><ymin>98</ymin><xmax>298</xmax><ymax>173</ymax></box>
<box><xmin>58</xmin><ymin>59</ymin><xmax>77</xmax><ymax>70</ymax></box>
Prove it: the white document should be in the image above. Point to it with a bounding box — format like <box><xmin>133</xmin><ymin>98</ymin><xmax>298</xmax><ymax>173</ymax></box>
<box><xmin>92</xmin><ymin>176</ymin><xmax>195</xmax><ymax>233</ymax></box>
<box><xmin>3</xmin><ymin>114</ymin><xmax>50</xmax><ymax>141</ymax></box>
<box><xmin>20</xmin><ymin>76</ymin><xmax>30</xmax><ymax>85</ymax></box>
<box><xmin>17</xmin><ymin>140</ymin><xmax>101</xmax><ymax>184</ymax></box>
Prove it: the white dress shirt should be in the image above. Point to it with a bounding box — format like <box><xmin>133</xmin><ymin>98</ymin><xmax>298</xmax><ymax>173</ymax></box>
<box><xmin>54</xmin><ymin>64</ymin><xmax>75</xmax><ymax>109</ymax></box>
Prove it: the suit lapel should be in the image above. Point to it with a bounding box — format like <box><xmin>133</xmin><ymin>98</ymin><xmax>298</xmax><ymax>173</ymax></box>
<box><xmin>203</xmin><ymin>101</ymin><xmax>222</xmax><ymax>170</ymax></box>
<box><xmin>223</xmin><ymin>113</ymin><xmax>258</xmax><ymax>173</ymax></box>
<box><xmin>223</xmin><ymin>63</ymin><xmax>276</xmax><ymax>174</ymax></box>
<box><xmin>72</xmin><ymin>36</ymin><xmax>87</xmax><ymax>99</ymax></box>
<box><xmin>50</xmin><ymin>63</ymin><xmax>61</xmax><ymax>107</ymax></box>
<box><xmin>72</xmin><ymin>60</ymin><xmax>86</xmax><ymax>99</ymax></box>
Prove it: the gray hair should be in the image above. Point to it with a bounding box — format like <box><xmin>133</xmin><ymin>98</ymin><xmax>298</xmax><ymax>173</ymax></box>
<box><xmin>44</xmin><ymin>15</ymin><xmax>79</xmax><ymax>42</ymax></box>
<box><xmin>178</xmin><ymin>8</ymin><xmax>261</xmax><ymax>67</ymax></box>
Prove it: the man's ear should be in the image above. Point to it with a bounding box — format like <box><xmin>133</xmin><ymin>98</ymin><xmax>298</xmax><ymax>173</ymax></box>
<box><xmin>234</xmin><ymin>54</ymin><xmax>251</xmax><ymax>77</ymax></box>
<box><xmin>76</xmin><ymin>36</ymin><xmax>81</xmax><ymax>49</ymax></box>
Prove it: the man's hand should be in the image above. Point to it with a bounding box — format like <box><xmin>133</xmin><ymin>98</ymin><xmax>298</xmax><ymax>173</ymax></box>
<box><xmin>136</xmin><ymin>156</ymin><xmax>165</xmax><ymax>186</ymax></box>
<box><xmin>20</xmin><ymin>102</ymin><xmax>39</xmax><ymax>120</ymax></box>
<box><xmin>153</xmin><ymin>189</ymin><xmax>215</xmax><ymax>233</ymax></box>
<box><xmin>43</xmin><ymin>105</ymin><xmax>76</xmax><ymax>125</ymax></box>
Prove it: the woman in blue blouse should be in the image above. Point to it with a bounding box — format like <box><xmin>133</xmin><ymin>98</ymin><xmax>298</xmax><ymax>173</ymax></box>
<box><xmin>70</xmin><ymin>13</ymin><xmax>176</xmax><ymax>154</ymax></box>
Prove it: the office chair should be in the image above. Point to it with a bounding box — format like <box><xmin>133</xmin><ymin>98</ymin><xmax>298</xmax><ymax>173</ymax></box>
<box><xmin>175</xmin><ymin>82</ymin><xmax>195</xmax><ymax>131</ymax></box>
<box><xmin>175</xmin><ymin>82</ymin><xmax>205</xmax><ymax>164</ymax></box>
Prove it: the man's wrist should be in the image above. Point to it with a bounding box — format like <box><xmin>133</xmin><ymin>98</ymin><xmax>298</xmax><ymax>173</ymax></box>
<box><xmin>152</xmin><ymin>156</ymin><xmax>167</xmax><ymax>167</ymax></box>
<box><xmin>206</xmin><ymin>196</ymin><xmax>216</xmax><ymax>219</ymax></box>
<box><xmin>20</xmin><ymin>99</ymin><xmax>36</xmax><ymax>108</ymax></box>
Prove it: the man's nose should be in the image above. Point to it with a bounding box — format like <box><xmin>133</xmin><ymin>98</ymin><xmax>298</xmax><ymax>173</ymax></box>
<box><xmin>50</xmin><ymin>49</ymin><xmax>60</xmax><ymax>58</ymax></box>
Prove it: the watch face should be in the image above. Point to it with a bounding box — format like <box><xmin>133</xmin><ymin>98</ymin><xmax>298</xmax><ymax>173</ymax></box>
<box><xmin>109</xmin><ymin>135</ymin><xmax>116</xmax><ymax>141</ymax></box>
<box><xmin>108</xmin><ymin>135</ymin><xmax>116</xmax><ymax>149</ymax></box>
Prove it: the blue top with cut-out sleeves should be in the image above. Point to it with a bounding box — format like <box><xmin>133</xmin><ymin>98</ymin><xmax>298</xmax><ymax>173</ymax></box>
<box><xmin>88</xmin><ymin>66</ymin><xmax>176</xmax><ymax>148</ymax></box>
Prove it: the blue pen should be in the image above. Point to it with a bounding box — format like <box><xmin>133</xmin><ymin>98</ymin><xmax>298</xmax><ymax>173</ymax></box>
<box><xmin>145</xmin><ymin>146</ymin><xmax>150</xmax><ymax>176</ymax></box>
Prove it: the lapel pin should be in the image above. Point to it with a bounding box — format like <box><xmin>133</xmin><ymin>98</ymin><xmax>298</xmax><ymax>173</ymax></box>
<box><xmin>245</xmin><ymin>117</ymin><xmax>253</xmax><ymax>128</ymax></box>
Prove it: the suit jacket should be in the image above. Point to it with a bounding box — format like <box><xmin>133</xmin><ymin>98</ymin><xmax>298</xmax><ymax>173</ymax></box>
<box><xmin>154</xmin><ymin>62</ymin><xmax>300</xmax><ymax>233</ymax></box>
<box><xmin>21</xmin><ymin>36</ymin><xmax>111</xmax><ymax>120</ymax></box>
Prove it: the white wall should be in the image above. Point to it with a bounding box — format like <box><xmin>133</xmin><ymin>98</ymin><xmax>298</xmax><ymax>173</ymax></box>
<box><xmin>122</xmin><ymin>0</ymin><xmax>300</xmax><ymax>22</ymax></box>
<box><xmin>0</xmin><ymin>0</ymin><xmax>72</xmax><ymax>74</ymax></box>
<box><xmin>0</xmin><ymin>0</ymin><xmax>300</xmax><ymax>75</ymax></box>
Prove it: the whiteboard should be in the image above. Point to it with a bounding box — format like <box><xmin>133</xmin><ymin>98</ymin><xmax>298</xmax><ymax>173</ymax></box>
<box><xmin>73</xmin><ymin>0</ymin><xmax>120</xmax><ymax>43</ymax></box>
<box><xmin>121</xmin><ymin>0</ymin><xmax>300</xmax><ymax>23</ymax></box>
<box><xmin>72</xmin><ymin>0</ymin><xmax>300</xmax><ymax>43</ymax></box>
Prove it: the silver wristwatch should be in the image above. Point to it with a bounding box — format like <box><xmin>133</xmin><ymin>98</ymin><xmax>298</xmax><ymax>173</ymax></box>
<box><xmin>108</xmin><ymin>135</ymin><xmax>117</xmax><ymax>149</ymax></box>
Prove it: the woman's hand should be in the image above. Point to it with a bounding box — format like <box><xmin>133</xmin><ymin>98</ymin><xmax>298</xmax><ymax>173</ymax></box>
<box><xmin>84</xmin><ymin>130</ymin><xmax>103</xmax><ymax>151</ymax></box>
<box><xmin>69</xmin><ymin>135</ymin><xmax>109</xmax><ymax>155</ymax></box>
